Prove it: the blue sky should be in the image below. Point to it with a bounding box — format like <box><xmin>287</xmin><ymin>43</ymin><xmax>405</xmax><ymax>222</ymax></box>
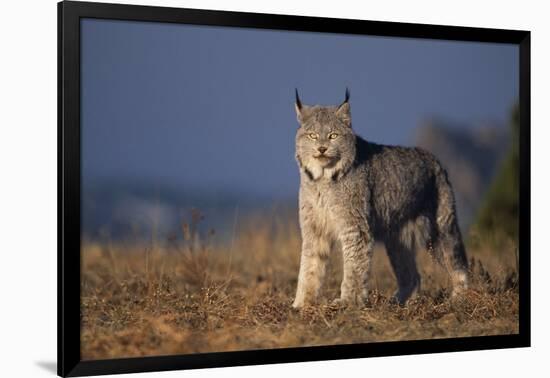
<box><xmin>81</xmin><ymin>18</ymin><xmax>518</xmax><ymax>199</ymax></box>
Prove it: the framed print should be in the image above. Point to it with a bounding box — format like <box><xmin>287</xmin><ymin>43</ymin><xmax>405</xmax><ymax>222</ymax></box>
<box><xmin>58</xmin><ymin>1</ymin><xmax>530</xmax><ymax>376</ymax></box>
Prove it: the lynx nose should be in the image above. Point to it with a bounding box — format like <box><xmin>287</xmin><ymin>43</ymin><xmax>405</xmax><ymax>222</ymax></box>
<box><xmin>317</xmin><ymin>146</ymin><xmax>327</xmax><ymax>154</ymax></box>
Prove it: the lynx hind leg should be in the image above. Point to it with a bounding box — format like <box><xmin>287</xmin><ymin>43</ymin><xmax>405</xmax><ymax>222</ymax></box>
<box><xmin>434</xmin><ymin>232</ymin><xmax>469</xmax><ymax>296</ymax></box>
<box><xmin>386</xmin><ymin>217</ymin><xmax>433</xmax><ymax>304</ymax></box>
<box><xmin>386</xmin><ymin>238</ymin><xmax>421</xmax><ymax>305</ymax></box>
<box><xmin>434</xmin><ymin>168</ymin><xmax>469</xmax><ymax>296</ymax></box>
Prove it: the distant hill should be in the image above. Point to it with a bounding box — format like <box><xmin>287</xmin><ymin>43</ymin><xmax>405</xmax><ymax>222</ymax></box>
<box><xmin>414</xmin><ymin>119</ymin><xmax>509</xmax><ymax>232</ymax></box>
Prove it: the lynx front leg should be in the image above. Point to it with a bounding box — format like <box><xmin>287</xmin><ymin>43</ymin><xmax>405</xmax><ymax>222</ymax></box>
<box><xmin>292</xmin><ymin>236</ymin><xmax>331</xmax><ymax>309</ymax></box>
<box><xmin>337</xmin><ymin>227</ymin><xmax>374</xmax><ymax>306</ymax></box>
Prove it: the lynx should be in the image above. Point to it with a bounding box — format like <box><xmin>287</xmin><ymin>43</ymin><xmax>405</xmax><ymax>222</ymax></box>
<box><xmin>292</xmin><ymin>89</ymin><xmax>469</xmax><ymax>308</ymax></box>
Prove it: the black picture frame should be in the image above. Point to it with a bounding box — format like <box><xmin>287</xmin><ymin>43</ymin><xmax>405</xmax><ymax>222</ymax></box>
<box><xmin>58</xmin><ymin>1</ymin><xmax>531</xmax><ymax>376</ymax></box>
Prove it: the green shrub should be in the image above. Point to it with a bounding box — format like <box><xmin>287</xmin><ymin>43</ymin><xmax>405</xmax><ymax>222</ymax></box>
<box><xmin>472</xmin><ymin>103</ymin><xmax>519</xmax><ymax>246</ymax></box>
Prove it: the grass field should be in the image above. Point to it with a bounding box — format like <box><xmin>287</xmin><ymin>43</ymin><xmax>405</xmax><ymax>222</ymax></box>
<box><xmin>80</xmin><ymin>211</ymin><xmax>519</xmax><ymax>360</ymax></box>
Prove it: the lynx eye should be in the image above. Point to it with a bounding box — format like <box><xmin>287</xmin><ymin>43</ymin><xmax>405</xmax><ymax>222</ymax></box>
<box><xmin>308</xmin><ymin>133</ymin><xmax>319</xmax><ymax>140</ymax></box>
<box><xmin>328</xmin><ymin>133</ymin><xmax>339</xmax><ymax>140</ymax></box>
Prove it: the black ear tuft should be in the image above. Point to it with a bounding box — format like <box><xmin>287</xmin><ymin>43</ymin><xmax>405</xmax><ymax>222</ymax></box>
<box><xmin>336</xmin><ymin>88</ymin><xmax>352</xmax><ymax>127</ymax></box>
<box><xmin>295</xmin><ymin>88</ymin><xmax>302</xmax><ymax>110</ymax></box>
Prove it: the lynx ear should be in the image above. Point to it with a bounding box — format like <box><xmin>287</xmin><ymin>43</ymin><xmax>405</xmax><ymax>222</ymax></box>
<box><xmin>295</xmin><ymin>88</ymin><xmax>311</xmax><ymax>124</ymax></box>
<box><xmin>294</xmin><ymin>88</ymin><xmax>303</xmax><ymax>123</ymax></box>
<box><xmin>336</xmin><ymin>88</ymin><xmax>351</xmax><ymax>127</ymax></box>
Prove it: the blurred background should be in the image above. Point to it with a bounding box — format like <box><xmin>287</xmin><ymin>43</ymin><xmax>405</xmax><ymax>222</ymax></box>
<box><xmin>80</xmin><ymin>18</ymin><xmax>519</xmax><ymax>247</ymax></box>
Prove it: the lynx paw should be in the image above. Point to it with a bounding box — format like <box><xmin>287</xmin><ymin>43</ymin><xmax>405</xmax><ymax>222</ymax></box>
<box><xmin>331</xmin><ymin>296</ymin><xmax>364</xmax><ymax>308</ymax></box>
<box><xmin>330</xmin><ymin>298</ymin><xmax>348</xmax><ymax>307</ymax></box>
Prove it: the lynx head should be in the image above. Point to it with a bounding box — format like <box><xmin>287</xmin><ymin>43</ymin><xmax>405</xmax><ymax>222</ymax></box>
<box><xmin>294</xmin><ymin>89</ymin><xmax>356</xmax><ymax>181</ymax></box>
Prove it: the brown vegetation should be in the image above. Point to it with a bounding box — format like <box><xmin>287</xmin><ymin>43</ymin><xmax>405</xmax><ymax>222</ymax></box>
<box><xmin>81</xmin><ymin>212</ymin><xmax>519</xmax><ymax>360</ymax></box>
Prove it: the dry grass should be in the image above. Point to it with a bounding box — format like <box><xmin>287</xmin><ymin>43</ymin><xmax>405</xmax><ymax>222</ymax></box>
<box><xmin>81</xmin><ymin>211</ymin><xmax>519</xmax><ymax>360</ymax></box>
